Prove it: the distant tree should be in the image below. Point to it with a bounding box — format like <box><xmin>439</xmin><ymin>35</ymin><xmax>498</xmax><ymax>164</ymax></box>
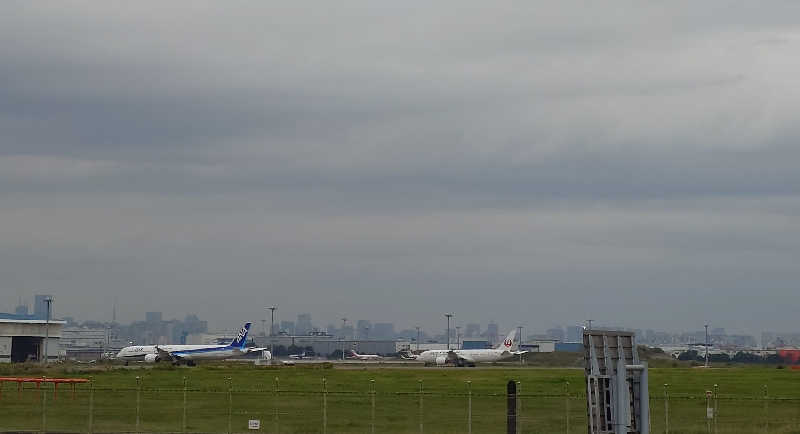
<box><xmin>328</xmin><ymin>349</ymin><xmax>344</xmax><ymax>360</ymax></box>
<box><xmin>678</xmin><ymin>350</ymin><xmax>699</xmax><ymax>361</ymax></box>
<box><xmin>709</xmin><ymin>353</ymin><xmax>730</xmax><ymax>363</ymax></box>
<box><xmin>304</xmin><ymin>346</ymin><xmax>316</xmax><ymax>356</ymax></box>
<box><xmin>732</xmin><ymin>352</ymin><xmax>763</xmax><ymax>364</ymax></box>
<box><xmin>765</xmin><ymin>353</ymin><xmax>784</xmax><ymax>364</ymax></box>
<box><xmin>272</xmin><ymin>345</ymin><xmax>287</xmax><ymax>356</ymax></box>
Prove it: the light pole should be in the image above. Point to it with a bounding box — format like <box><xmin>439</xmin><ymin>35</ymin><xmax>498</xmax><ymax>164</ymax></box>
<box><xmin>704</xmin><ymin>324</ymin><xmax>709</xmax><ymax>368</ymax></box>
<box><xmin>456</xmin><ymin>326</ymin><xmax>461</xmax><ymax>350</ymax></box>
<box><xmin>267</xmin><ymin>306</ymin><xmax>277</xmax><ymax>362</ymax></box>
<box><xmin>415</xmin><ymin>326</ymin><xmax>421</xmax><ymax>352</ymax></box>
<box><xmin>43</xmin><ymin>296</ymin><xmax>53</xmax><ymax>364</ymax></box>
<box><xmin>341</xmin><ymin>318</ymin><xmax>347</xmax><ymax>360</ymax></box>
<box><xmin>364</xmin><ymin>326</ymin><xmax>369</xmax><ymax>341</ymax></box>
<box><xmin>445</xmin><ymin>313</ymin><xmax>454</xmax><ymax>350</ymax></box>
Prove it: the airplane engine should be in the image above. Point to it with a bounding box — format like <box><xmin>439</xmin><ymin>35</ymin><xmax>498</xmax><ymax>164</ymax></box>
<box><xmin>144</xmin><ymin>354</ymin><xmax>160</xmax><ymax>363</ymax></box>
<box><xmin>435</xmin><ymin>355</ymin><xmax>447</xmax><ymax>365</ymax></box>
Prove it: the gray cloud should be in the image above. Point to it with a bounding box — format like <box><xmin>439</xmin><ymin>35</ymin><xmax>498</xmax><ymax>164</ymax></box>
<box><xmin>2</xmin><ymin>1</ymin><xmax>800</xmax><ymax>335</ymax></box>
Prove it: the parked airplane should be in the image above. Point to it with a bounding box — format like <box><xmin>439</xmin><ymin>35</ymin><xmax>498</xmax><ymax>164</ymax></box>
<box><xmin>416</xmin><ymin>329</ymin><xmax>524</xmax><ymax>367</ymax></box>
<box><xmin>349</xmin><ymin>350</ymin><xmax>381</xmax><ymax>361</ymax></box>
<box><xmin>289</xmin><ymin>351</ymin><xmax>311</xmax><ymax>359</ymax></box>
<box><xmin>115</xmin><ymin>323</ymin><xmax>270</xmax><ymax>366</ymax></box>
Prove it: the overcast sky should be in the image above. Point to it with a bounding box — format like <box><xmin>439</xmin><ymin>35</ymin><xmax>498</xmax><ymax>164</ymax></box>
<box><xmin>2</xmin><ymin>1</ymin><xmax>800</xmax><ymax>336</ymax></box>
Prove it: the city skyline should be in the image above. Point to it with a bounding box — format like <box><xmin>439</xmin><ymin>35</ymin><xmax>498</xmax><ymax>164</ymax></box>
<box><xmin>3</xmin><ymin>3</ymin><xmax>800</xmax><ymax>336</ymax></box>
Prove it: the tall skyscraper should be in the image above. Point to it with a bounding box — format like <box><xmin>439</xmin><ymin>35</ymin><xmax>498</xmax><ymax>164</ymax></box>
<box><xmin>357</xmin><ymin>320</ymin><xmax>372</xmax><ymax>339</ymax></box>
<box><xmin>296</xmin><ymin>313</ymin><xmax>313</xmax><ymax>335</ymax></box>
<box><xmin>34</xmin><ymin>294</ymin><xmax>53</xmax><ymax>319</ymax></box>
<box><xmin>465</xmin><ymin>323</ymin><xmax>481</xmax><ymax>338</ymax></box>
<box><xmin>486</xmin><ymin>321</ymin><xmax>499</xmax><ymax>346</ymax></box>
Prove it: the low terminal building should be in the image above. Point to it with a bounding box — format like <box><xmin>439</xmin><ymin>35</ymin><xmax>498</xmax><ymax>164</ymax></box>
<box><xmin>0</xmin><ymin>313</ymin><xmax>65</xmax><ymax>363</ymax></box>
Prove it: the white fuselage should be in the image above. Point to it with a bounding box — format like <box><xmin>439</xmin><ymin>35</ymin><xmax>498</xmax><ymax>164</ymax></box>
<box><xmin>417</xmin><ymin>348</ymin><xmax>513</xmax><ymax>364</ymax></box>
<box><xmin>351</xmin><ymin>354</ymin><xmax>381</xmax><ymax>361</ymax></box>
<box><xmin>116</xmin><ymin>344</ymin><xmax>243</xmax><ymax>361</ymax></box>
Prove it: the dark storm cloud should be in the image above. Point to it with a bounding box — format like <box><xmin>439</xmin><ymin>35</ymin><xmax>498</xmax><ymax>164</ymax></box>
<box><xmin>2</xmin><ymin>1</ymin><xmax>800</xmax><ymax>334</ymax></box>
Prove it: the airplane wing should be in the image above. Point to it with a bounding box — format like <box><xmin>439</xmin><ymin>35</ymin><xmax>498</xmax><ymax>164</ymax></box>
<box><xmin>155</xmin><ymin>345</ymin><xmax>179</xmax><ymax>361</ymax></box>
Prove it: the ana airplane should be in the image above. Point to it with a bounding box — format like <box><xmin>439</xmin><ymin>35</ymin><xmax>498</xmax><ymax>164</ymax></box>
<box><xmin>349</xmin><ymin>350</ymin><xmax>381</xmax><ymax>361</ymax></box>
<box><xmin>416</xmin><ymin>329</ymin><xmax>524</xmax><ymax>367</ymax></box>
<box><xmin>115</xmin><ymin>322</ymin><xmax>270</xmax><ymax>366</ymax></box>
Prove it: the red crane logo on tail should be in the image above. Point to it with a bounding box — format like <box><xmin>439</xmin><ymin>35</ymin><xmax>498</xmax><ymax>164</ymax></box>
<box><xmin>504</xmin><ymin>339</ymin><xmax>513</xmax><ymax>348</ymax></box>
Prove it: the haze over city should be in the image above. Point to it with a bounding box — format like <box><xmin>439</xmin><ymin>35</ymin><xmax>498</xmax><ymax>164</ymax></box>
<box><xmin>3</xmin><ymin>2</ymin><xmax>800</xmax><ymax>336</ymax></box>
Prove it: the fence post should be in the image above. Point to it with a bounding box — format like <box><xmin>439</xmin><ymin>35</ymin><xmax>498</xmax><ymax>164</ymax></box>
<box><xmin>565</xmin><ymin>381</ymin><xmax>570</xmax><ymax>434</ymax></box>
<box><xmin>273</xmin><ymin>377</ymin><xmax>279</xmax><ymax>433</ymax></box>
<box><xmin>763</xmin><ymin>384</ymin><xmax>768</xmax><ymax>433</ymax></box>
<box><xmin>227</xmin><ymin>377</ymin><xmax>232</xmax><ymax>434</ymax></box>
<box><xmin>517</xmin><ymin>381</ymin><xmax>522</xmax><ymax>434</ymax></box>
<box><xmin>182</xmin><ymin>376</ymin><xmax>187</xmax><ymax>433</ymax></box>
<box><xmin>88</xmin><ymin>377</ymin><xmax>94</xmax><ymax>434</ymax></box>
<box><xmin>467</xmin><ymin>381</ymin><xmax>472</xmax><ymax>434</ymax></box>
<box><xmin>41</xmin><ymin>376</ymin><xmax>47</xmax><ymax>434</ymax></box>
<box><xmin>418</xmin><ymin>379</ymin><xmax>424</xmax><ymax>434</ymax></box>
<box><xmin>322</xmin><ymin>377</ymin><xmax>328</xmax><ymax>434</ymax></box>
<box><xmin>664</xmin><ymin>383</ymin><xmax>669</xmax><ymax>434</ymax></box>
<box><xmin>136</xmin><ymin>376</ymin><xmax>141</xmax><ymax>434</ymax></box>
<box><xmin>713</xmin><ymin>384</ymin><xmax>718</xmax><ymax>434</ymax></box>
<box><xmin>507</xmin><ymin>380</ymin><xmax>517</xmax><ymax>434</ymax></box>
<box><xmin>370</xmin><ymin>379</ymin><xmax>376</xmax><ymax>434</ymax></box>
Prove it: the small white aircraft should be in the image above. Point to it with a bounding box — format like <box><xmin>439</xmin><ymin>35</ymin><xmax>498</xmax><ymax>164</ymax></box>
<box><xmin>116</xmin><ymin>323</ymin><xmax>270</xmax><ymax>366</ymax></box>
<box><xmin>348</xmin><ymin>350</ymin><xmax>382</xmax><ymax>361</ymax></box>
<box><xmin>289</xmin><ymin>351</ymin><xmax>311</xmax><ymax>360</ymax></box>
<box><xmin>416</xmin><ymin>329</ymin><xmax>525</xmax><ymax>367</ymax></box>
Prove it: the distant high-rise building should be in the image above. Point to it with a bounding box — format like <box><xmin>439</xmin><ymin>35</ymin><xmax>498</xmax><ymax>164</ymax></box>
<box><xmin>566</xmin><ymin>325</ymin><xmax>583</xmax><ymax>342</ymax></box>
<box><xmin>280</xmin><ymin>321</ymin><xmax>295</xmax><ymax>335</ymax></box>
<box><xmin>546</xmin><ymin>327</ymin><xmax>565</xmax><ymax>342</ymax></box>
<box><xmin>486</xmin><ymin>322</ymin><xmax>499</xmax><ymax>346</ymax></box>
<box><xmin>465</xmin><ymin>323</ymin><xmax>481</xmax><ymax>338</ymax></box>
<box><xmin>357</xmin><ymin>320</ymin><xmax>372</xmax><ymax>339</ymax></box>
<box><xmin>296</xmin><ymin>313</ymin><xmax>313</xmax><ymax>335</ymax></box>
<box><xmin>373</xmin><ymin>323</ymin><xmax>395</xmax><ymax>339</ymax></box>
<box><xmin>34</xmin><ymin>294</ymin><xmax>53</xmax><ymax>319</ymax></box>
<box><xmin>146</xmin><ymin>312</ymin><xmax>163</xmax><ymax>323</ymax></box>
<box><xmin>14</xmin><ymin>303</ymin><xmax>29</xmax><ymax>315</ymax></box>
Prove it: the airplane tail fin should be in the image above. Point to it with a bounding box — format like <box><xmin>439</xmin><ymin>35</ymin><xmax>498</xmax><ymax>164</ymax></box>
<box><xmin>230</xmin><ymin>323</ymin><xmax>251</xmax><ymax>349</ymax></box>
<box><xmin>496</xmin><ymin>329</ymin><xmax>517</xmax><ymax>351</ymax></box>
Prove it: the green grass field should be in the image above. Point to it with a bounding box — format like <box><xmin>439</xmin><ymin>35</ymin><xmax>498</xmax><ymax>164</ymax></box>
<box><xmin>2</xmin><ymin>362</ymin><xmax>800</xmax><ymax>433</ymax></box>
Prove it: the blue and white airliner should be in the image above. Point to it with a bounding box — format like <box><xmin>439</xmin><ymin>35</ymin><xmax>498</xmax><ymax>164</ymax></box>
<box><xmin>116</xmin><ymin>322</ymin><xmax>270</xmax><ymax>366</ymax></box>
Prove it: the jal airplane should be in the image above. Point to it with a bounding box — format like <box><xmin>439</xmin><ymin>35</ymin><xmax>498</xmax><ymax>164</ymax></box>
<box><xmin>349</xmin><ymin>350</ymin><xmax>382</xmax><ymax>361</ymax></box>
<box><xmin>115</xmin><ymin>322</ymin><xmax>270</xmax><ymax>366</ymax></box>
<box><xmin>416</xmin><ymin>329</ymin><xmax>524</xmax><ymax>367</ymax></box>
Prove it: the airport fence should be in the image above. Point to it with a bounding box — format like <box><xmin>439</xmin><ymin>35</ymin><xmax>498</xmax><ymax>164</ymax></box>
<box><xmin>3</xmin><ymin>377</ymin><xmax>800</xmax><ymax>433</ymax></box>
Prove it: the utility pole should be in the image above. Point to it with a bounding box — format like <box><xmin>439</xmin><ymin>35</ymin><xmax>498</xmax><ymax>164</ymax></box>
<box><xmin>43</xmin><ymin>296</ymin><xmax>53</xmax><ymax>364</ymax></box>
<box><xmin>705</xmin><ymin>324</ymin><xmax>710</xmax><ymax>368</ymax></box>
<box><xmin>267</xmin><ymin>306</ymin><xmax>277</xmax><ymax>363</ymax></box>
<box><xmin>415</xmin><ymin>326</ymin><xmax>421</xmax><ymax>352</ymax></box>
<box><xmin>341</xmin><ymin>317</ymin><xmax>347</xmax><ymax>360</ymax></box>
<box><xmin>445</xmin><ymin>313</ymin><xmax>454</xmax><ymax>350</ymax></box>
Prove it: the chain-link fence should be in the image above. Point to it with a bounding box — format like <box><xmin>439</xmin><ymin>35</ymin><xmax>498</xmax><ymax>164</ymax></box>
<box><xmin>3</xmin><ymin>378</ymin><xmax>800</xmax><ymax>433</ymax></box>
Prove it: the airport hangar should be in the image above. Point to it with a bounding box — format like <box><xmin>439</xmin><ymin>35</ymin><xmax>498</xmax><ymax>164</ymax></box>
<box><xmin>0</xmin><ymin>313</ymin><xmax>64</xmax><ymax>363</ymax></box>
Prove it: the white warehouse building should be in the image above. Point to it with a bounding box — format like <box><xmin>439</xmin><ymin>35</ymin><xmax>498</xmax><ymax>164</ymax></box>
<box><xmin>0</xmin><ymin>314</ymin><xmax>65</xmax><ymax>363</ymax></box>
